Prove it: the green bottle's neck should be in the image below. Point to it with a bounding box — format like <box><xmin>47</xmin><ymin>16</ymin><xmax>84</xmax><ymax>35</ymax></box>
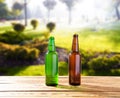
<box><xmin>48</xmin><ymin>37</ymin><xmax>56</xmax><ymax>52</ymax></box>
<box><xmin>48</xmin><ymin>45</ymin><xmax>55</xmax><ymax>52</ymax></box>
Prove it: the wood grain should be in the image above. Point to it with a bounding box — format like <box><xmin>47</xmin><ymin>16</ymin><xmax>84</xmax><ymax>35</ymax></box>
<box><xmin>0</xmin><ymin>76</ymin><xmax>120</xmax><ymax>98</ymax></box>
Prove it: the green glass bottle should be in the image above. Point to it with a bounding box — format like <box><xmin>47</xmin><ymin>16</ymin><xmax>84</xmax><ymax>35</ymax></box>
<box><xmin>45</xmin><ymin>37</ymin><xmax>58</xmax><ymax>86</ymax></box>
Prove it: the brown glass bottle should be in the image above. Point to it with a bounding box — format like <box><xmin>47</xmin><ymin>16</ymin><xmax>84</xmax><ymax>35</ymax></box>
<box><xmin>69</xmin><ymin>34</ymin><xmax>81</xmax><ymax>86</ymax></box>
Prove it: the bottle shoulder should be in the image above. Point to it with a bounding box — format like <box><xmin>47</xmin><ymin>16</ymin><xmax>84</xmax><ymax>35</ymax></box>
<box><xmin>69</xmin><ymin>51</ymin><xmax>80</xmax><ymax>56</ymax></box>
<box><xmin>46</xmin><ymin>51</ymin><xmax>58</xmax><ymax>55</ymax></box>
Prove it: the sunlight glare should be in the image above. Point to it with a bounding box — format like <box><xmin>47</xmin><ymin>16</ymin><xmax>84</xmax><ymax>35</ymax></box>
<box><xmin>5</xmin><ymin>0</ymin><xmax>113</xmax><ymax>24</ymax></box>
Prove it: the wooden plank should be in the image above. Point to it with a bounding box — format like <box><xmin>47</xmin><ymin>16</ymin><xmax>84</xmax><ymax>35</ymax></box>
<box><xmin>0</xmin><ymin>92</ymin><xmax>99</xmax><ymax>97</ymax></box>
<box><xmin>0</xmin><ymin>76</ymin><xmax>120</xmax><ymax>98</ymax></box>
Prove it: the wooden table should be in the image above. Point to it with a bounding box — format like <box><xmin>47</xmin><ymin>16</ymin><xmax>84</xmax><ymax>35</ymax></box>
<box><xmin>0</xmin><ymin>76</ymin><xmax>120</xmax><ymax>98</ymax></box>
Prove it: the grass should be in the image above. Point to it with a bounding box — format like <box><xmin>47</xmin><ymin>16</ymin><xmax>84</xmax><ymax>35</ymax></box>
<box><xmin>0</xmin><ymin>62</ymin><xmax>68</xmax><ymax>76</ymax></box>
<box><xmin>52</xmin><ymin>28</ymin><xmax>120</xmax><ymax>52</ymax></box>
<box><xmin>25</xmin><ymin>26</ymin><xmax>120</xmax><ymax>52</ymax></box>
<box><xmin>0</xmin><ymin>61</ymin><xmax>119</xmax><ymax>76</ymax></box>
<box><xmin>0</xmin><ymin>25</ymin><xmax>12</xmax><ymax>33</ymax></box>
<box><xmin>14</xmin><ymin>65</ymin><xmax>45</xmax><ymax>76</ymax></box>
<box><xmin>0</xmin><ymin>24</ymin><xmax>120</xmax><ymax>52</ymax></box>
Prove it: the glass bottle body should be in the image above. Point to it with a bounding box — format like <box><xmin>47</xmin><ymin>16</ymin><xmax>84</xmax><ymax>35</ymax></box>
<box><xmin>69</xmin><ymin>52</ymin><xmax>81</xmax><ymax>85</ymax></box>
<box><xmin>45</xmin><ymin>37</ymin><xmax>58</xmax><ymax>86</ymax></box>
<box><xmin>69</xmin><ymin>34</ymin><xmax>81</xmax><ymax>86</ymax></box>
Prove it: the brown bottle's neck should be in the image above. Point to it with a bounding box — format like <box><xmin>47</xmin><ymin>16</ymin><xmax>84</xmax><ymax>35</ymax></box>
<box><xmin>72</xmin><ymin>34</ymin><xmax>79</xmax><ymax>52</ymax></box>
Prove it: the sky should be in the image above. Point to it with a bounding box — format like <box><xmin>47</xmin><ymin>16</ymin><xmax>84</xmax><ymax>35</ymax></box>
<box><xmin>5</xmin><ymin>0</ymin><xmax>113</xmax><ymax>23</ymax></box>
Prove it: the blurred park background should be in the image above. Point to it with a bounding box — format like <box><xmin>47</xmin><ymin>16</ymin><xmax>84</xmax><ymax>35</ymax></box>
<box><xmin>0</xmin><ymin>0</ymin><xmax>120</xmax><ymax>76</ymax></box>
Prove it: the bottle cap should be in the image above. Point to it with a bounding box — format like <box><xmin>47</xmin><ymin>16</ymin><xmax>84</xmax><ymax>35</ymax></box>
<box><xmin>49</xmin><ymin>36</ymin><xmax>54</xmax><ymax>40</ymax></box>
<box><xmin>73</xmin><ymin>34</ymin><xmax>78</xmax><ymax>37</ymax></box>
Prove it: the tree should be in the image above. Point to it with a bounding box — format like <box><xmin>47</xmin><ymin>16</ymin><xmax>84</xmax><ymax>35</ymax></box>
<box><xmin>24</xmin><ymin>0</ymin><xmax>27</xmax><ymax>26</ymax></box>
<box><xmin>60</xmin><ymin>0</ymin><xmax>79</xmax><ymax>24</ymax></box>
<box><xmin>31</xmin><ymin>19</ymin><xmax>39</xmax><ymax>30</ymax></box>
<box><xmin>12</xmin><ymin>2</ymin><xmax>24</xmax><ymax>19</ymax></box>
<box><xmin>0</xmin><ymin>0</ymin><xmax>9</xmax><ymax>19</ymax></box>
<box><xmin>43</xmin><ymin>0</ymin><xmax>56</xmax><ymax>22</ymax></box>
<box><xmin>46</xmin><ymin>22</ymin><xmax>56</xmax><ymax>32</ymax></box>
<box><xmin>114</xmin><ymin>0</ymin><xmax>120</xmax><ymax>20</ymax></box>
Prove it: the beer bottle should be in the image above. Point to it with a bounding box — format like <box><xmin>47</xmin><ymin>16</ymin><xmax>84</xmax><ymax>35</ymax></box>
<box><xmin>45</xmin><ymin>37</ymin><xmax>58</xmax><ymax>86</ymax></box>
<box><xmin>69</xmin><ymin>34</ymin><xmax>81</xmax><ymax>86</ymax></box>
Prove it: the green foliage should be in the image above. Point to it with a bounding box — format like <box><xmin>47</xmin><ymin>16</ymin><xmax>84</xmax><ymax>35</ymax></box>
<box><xmin>0</xmin><ymin>26</ymin><xmax>12</xmax><ymax>33</ymax></box>
<box><xmin>88</xmin><ymin>55</ymin><xmax>120</xmax><ymax>71</ymax></box>
<box><xmin>0</xmin><ymin>43</ymin><xmax>40</xmax><ymax>60</ymax></box>
<box><xmin>0</xmin><ymin>1</ymin><xmax>9</xmax><ymax>19</ymax></box>
<box><xmin>14</xmin><ymin>65</ymin><xmax>45</xmax><ymax>76</ymax></box>
<box><xmin>81</xmin><ymin>50</ymin><xmax>95</xmax><ymax>69</ymax></box>
<box><xmin>80</xmin><ymin>49</ymin><xmax>120</xmax><ymax>76</ymax></box>
<box><xmin>0</xmin><ymin>24</ymin><xmax>120</xmax><ymax>76</ymax></box>
<box><xmin>13</xmin><ymin>23</ymin><xmax>25</xmax><ymax>33</ymax></box>
<box><xmin>0</xmin><ymin>31</ymin><xmax>31</xmax><ymax>44</ymax></box>
<box><xmin>12</xmin><ymin>2</ymin><xmax>23</xmax><ymax>18</ymax></box>
<box><xmin>9</xmin><ymin>47</ymin><xmax>39</xmax><ymax>60</ymax></box>
<box><xmin>59</xmin><ymin>62</ymin><xmax>68</xmax><ymax>75</ymax></box>
<box><xmin>24</xmin><ymin>39</ymin><xmax>48</xmax><ymax>53</ymax></box>
<box><xmin>0</xmin><ymin>62</ymin><xmax>68</xmax><ymax>76</ymax></box>
<box><xmin>46</xmin><ymin>22</ymin><xmax>56</xmax><ymax>32</ymax></box>
<box><xmin>88</xmin><ymin>56</ymin><xmax>110</xmax><ymax>71</ymax></box>
<box><xmin>12</xmin><ymin>2</ymin><xmax>23</xmax><ymax>11</ymax></box>
<box><xmin>31</xmin><ymin>19</ymin><xmax>39</xmax><ymax>29</ymax></box>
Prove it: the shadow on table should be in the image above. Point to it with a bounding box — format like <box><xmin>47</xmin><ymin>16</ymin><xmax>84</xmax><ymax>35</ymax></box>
<box><xmin>57</xmin><ymin>84</ymin><xmax>85</xmax><ymax>92</ymax></box>
<box><xmin>56</xmin><ymin>84</ymin><xmax>105</xmax><ymax>97</ymax></box>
